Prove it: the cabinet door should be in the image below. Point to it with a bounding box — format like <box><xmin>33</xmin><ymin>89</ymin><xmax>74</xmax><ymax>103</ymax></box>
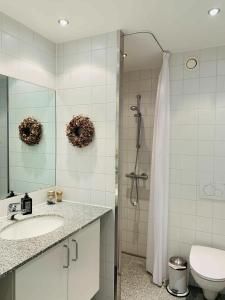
<box><xmin>68</xmin><ymin>220</ymin><xmax>100</xmax><ymax>300</ymax></box>
<box><xmin>15</xmin><ymin>240</ymin><xmax>68</xmax><ymax>300</ymax></box>
<box><xmin>0</xmin><ymin>272</ymin><xmax>14</xmax><ymax>300</ymax></box>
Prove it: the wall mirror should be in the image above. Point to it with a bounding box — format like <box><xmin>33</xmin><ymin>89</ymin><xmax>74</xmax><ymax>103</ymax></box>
<box><xmin>0</xmin><ymin>75</ymin><xmax>56</xmax><ymax>199</ymax></box>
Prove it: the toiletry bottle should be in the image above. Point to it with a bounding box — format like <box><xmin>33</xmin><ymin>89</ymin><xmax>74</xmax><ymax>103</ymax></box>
<box><xmin>47</xmin><ymin>190</ymin><xmax>56</xmax><ymax>205</ymax></box>
<box><xmin>56</xmin><ymin>190</ymin><xmax>63</xmax><ymax>202</ymax></box>
<box><xmin>21</xmin><ymin>193</ymin><xmax>32</xmax><ymax>215</ymax></box>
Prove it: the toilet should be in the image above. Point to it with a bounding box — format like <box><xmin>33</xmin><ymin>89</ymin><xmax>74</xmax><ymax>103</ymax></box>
<box><xmin>190</xmin><ymin>245</ymin><xmax>225</xmax><ymax>300</ymax></box>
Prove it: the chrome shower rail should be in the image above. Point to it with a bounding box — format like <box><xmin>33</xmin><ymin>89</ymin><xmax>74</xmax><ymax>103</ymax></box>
<box><xmin>123</xmin><ymin>31</ymin><xmax>168</xmax><ymax>53</ymax></box>
<box><xmin>126</xmin><ymin>172</ymin><xmax>148</xmax><ymax>180</ymax></box>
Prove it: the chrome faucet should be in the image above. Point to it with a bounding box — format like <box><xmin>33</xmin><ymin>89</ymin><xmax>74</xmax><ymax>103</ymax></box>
<box><xmin>7</xmin><ymin>197</ymin><xmax>32</xmax><ymax>220</ymax></box>
<box><xmin>7</xmin><ymin>202</ymin><xmax>32</xmax><ymax>220</ymax></box>
<box><xmin>7</xmin><ymin>202</ymin><xmax>25</xmax><ymax>220</ymax></box>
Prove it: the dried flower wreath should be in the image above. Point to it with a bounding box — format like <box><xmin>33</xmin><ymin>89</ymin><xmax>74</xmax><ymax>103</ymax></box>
<box><xmin>19</xmin><ymin>117</ymin><xmax>42</xmax><ymax>145</ymax></box>
<box><xmin>66</xmin><ymin>115</ymin><xmax>94</xmax><ymax>148</ymax></box>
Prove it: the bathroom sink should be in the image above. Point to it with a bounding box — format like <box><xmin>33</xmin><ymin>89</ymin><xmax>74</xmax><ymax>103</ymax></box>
<box><xmin>0</xmin><ymin>215</ymin><xmax>64</xmax><ymax>240</ymax></box>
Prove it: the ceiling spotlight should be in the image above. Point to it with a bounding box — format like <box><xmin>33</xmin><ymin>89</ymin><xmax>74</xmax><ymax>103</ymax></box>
<box><xmin>123</xmin><ymin>53</ymin><xmax>128</xmax><ymax>58</ymax></box>
<box><xmin>58</xmin><ymin>19</ymin><xmax>69</xmax><ymax>27</ymax></box>
<box><xmin>208</xmin><ymin>8</ymin><xmax>221</xmax><ymax>16</ymax></box>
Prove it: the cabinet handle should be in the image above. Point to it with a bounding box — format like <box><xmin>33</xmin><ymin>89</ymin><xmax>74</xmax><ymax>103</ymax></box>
<box><xmin>72</xmin><ymin>239</ymin><xmax>78</xmax><ymax>261</ymax></box>
<box><xmin>63</xmin><ymin>244</ymin><xmax>69</xmax><ymax>268</ymax></box>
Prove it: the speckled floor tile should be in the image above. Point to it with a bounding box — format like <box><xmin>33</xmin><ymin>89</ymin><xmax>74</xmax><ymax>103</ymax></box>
<box><xmin>121</xmin><ymin>253</ymin><xmax>170</xmax><ymax>300</ymax></box>
<box><xmin>120</xmin><ymin>253</ymin><xmax>225</xmax><ymax>300</ymax></box>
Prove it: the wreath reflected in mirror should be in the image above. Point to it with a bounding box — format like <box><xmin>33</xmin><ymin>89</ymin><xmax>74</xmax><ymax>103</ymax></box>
<box><xmin>19</xmin><ymin>117</ymin><xmax>42</xmax><ymax>145</ymax></box>
<box><xmin>66</xmin><ymin>115</ymin><xmax>95</xmax><ymax>148</ymax></box>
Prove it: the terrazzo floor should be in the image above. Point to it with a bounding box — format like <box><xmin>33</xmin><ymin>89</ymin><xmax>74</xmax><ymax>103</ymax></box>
<box><xmin>120</xmin><ymin>253</ymin><xmax>225</xmax><ymax>300</ymax></box>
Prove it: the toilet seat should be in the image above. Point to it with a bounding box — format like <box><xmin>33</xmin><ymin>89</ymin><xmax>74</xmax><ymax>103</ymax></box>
<box><xmin>190</xmin><ymin>246</ymin><xmax>225</xmax><ymax>282</ymax></box>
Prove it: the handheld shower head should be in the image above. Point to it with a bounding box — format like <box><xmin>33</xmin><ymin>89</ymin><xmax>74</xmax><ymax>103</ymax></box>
<box><xmin>130</xmin><ymin>94</ymin><xmax>142</xmax><ymax>115</ymax></box>
<box><xmin>130</xmin><ymin>105</ymin><xmax>138</xmax><ymax>111</ymax></box>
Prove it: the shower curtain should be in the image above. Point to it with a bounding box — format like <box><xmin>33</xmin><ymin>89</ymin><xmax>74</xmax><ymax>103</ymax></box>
<box><xmin>146</xmin><ymin>52</ymin><xmax>170</xmax><ymax>286</ymax></box>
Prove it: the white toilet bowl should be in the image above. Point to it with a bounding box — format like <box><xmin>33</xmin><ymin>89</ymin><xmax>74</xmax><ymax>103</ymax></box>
<box><xmin>190</xmin><ymin>246</ymin><xmax>225</xmax><ymax>300</ymax></box>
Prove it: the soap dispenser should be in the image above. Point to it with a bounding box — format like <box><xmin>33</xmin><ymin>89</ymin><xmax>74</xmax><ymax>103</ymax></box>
<box><xmin>21</xmin><ymin>193</ymin><xmax>32</xmax><ymax>215</ymax></box>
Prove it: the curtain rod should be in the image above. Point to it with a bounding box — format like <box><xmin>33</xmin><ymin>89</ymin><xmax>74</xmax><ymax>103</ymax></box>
<box><xmin>123</xmin><ymin>31</ymin><xmax>168</xmax><ymax>53</ymax></box>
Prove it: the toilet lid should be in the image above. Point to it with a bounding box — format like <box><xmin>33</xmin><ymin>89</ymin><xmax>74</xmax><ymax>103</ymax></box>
<box><xmin>190</xmin><ymin>245</ymin><xmax>225</xmax><ymax>281</ymax></box>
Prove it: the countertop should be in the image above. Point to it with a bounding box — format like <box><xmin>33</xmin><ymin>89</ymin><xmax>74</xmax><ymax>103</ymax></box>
<box><xmin>0</xmin><ymin>201</ymin><xmax>111</xmax><ymax>278</ymax></box>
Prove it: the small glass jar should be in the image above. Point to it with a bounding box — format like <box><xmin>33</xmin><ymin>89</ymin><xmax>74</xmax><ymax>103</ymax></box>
<box><xmin>47</xmin><ymin>190</ymin><xmax>56</xmax><ymax>205</ymax></box>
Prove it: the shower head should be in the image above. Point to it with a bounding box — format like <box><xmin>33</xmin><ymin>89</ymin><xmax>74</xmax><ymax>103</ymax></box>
<box><xmin>130</xmin><ymin>105</ymin><xmax>138</xmax><ymax>111</ymax></box>
<box><xmin>130</xmin><ymin>94</ymin><xmax>142</xmax><ymax>114</ymax></box>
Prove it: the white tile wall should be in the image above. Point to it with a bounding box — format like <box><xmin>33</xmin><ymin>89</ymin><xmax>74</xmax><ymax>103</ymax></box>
<box><xmin>56</xmin><ymin>31</ymin><xmax>119</xmax><ymax>300</ymax></box>
<box><xmin>120</xmin><ymin>69</ymin><xmax>159</xmax><ymax>257</ymax></box>
<box><xmin>169</xmin><ymin>46</ymin><xmax>225</xmax><ymax>264</ymax></box>
<box><xmin>0</xmin><ymin>12</ymin><xmax>55</xmax><ymax>89</ymax></box>
<box><xmin>0</xmin><ymin>76</ymin><xmax>8</xmax><ymax>198</ymax></box>
<box><xmin>8</xmin><ymin>78</ymin><xmax>56</xmax><ymax>194</ymax></box>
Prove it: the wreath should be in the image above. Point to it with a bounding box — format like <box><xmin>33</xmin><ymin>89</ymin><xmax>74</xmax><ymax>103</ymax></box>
<box><xmin>19</xmin><ymin>117</ymin><xmax>42</xmax><ymax>145</ymax></box>
<box><xmin>66</xmin><ymin>115</ymin><xmax>95</xmax><ymax>148</ymax></box>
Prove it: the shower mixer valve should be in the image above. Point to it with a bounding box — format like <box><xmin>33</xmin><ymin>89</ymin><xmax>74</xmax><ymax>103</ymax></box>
<box><xmin>125</xmin><ymin>172</ymin><xmax>148</xmax><ymax>180</ymax></box>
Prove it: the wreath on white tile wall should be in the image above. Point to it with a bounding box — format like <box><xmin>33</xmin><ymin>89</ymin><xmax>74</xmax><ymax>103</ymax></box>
<box><xmin>66</xmin><ymin>115</ymin><xmax>95</xmax><ymax>148</ymax></box>
<box><xmin>19</xmin><ymin>117</ymin><xmax>42</xmax><ymax>145</ymax></box>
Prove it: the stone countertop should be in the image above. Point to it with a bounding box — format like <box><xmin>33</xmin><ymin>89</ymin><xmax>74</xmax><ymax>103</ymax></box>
<box><xmin>0</xmin><ymin>201</ymin><xmax>111</xmax><ymax>278</ymax></box>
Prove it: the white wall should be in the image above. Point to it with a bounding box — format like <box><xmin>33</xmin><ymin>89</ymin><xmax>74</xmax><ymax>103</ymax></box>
<box><xmin>169</xmin><ymin>46</ymin><xmax>225</xmax><ymax>264</ymax></box>
<box><xmin>56</xmin><ymin>32</ymin><xmax>118</xmax><ymax>207</ymax></box>
<box><xmin>8</xmin><ymin>78</ymin><xmax>55</xmax><ymax>194</ymax></box>
<box><xmin>56</xmin><ymin>31</ymin><xmax>119</xmax><ymax>300</ymax></box>
<box><xmin>120</xmin><ymin>68</ymin><xmax>159</xmax><ymax>257</ymax></box>
<box><xmin>0</xmin><ymin>12</ymin><xmax>56</xmax><ymax>198</ymax></box>
<box><xmin>0</xmin><ymin>12</ymin><xmax>55</xmax><ymax>89</ymax></box>
<box><xmin>0</xmin><ymin>11</ymin><xmax>120</xmax><ymax>299</ymax></box>
<box><xmin>0</xmin><ymin>76</ymin><xmax>8</xmax><ymax>198</ymax></box>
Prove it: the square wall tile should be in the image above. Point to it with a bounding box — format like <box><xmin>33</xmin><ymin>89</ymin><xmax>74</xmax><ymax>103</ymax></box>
<box><xmin>169</xmin><ymin>48</ymin><xmax>225</xmax><ymax>262</ymax></box>
<box><xmin>200</xmin><ymin>61</ymin><xmax>216</xmax><ymax>77</ymax></box>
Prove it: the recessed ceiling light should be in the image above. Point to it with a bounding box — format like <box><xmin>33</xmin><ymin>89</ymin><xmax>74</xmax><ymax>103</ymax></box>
<box><xmin>58</xmin><ymin>19</ymin><xmax>69</xmax><ymax>27</ymax></box>
<box><xmin>208</xmin><ymin>8</ymin><xmax>221</xmax><ymax>16</ymax></box>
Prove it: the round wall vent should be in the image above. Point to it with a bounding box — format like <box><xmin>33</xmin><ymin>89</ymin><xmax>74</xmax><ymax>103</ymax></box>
<box><xmin>185</xmin><ymin>57</ymin><xmax>198</xmax><ymax>70</ymax></box>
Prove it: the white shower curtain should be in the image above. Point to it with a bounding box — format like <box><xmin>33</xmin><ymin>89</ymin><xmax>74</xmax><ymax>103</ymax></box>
<box><xmin>146</xmin><ymin>52</ymin><xmax>170</xmax><ymax>286</ymax></box>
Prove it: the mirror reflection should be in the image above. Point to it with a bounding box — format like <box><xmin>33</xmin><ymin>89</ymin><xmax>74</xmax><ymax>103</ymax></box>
<box><xmin>0</xmin><ymin>75</ymin><xmax>56</xmax><ymax>199</ymax></box>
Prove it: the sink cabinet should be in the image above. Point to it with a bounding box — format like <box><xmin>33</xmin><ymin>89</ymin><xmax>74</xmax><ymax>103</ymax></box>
<box><xmin>15</xmin><ymin>220</ymin><xmax>100</xmax><ymax>300</ymax></box>
<box><xmin>15</xmin><ymin>239</ymin><xmax>68</xmax><ymax>300</ymax></box>
<box><xmin>68</xmin><ymin>221</ymin><xmax>100</xmax><ymax>300</ymax></box>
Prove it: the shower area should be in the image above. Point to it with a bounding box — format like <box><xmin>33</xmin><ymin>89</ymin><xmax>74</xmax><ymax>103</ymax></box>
<box><xmin>118</xmin><ymin>32</ymin><xmax>165</xmax><ymax>299</ymax></box>
<box><xmin>120</xmin><ymin>69</ymin><xmax>159</xmax><ymax>257</ymax></box>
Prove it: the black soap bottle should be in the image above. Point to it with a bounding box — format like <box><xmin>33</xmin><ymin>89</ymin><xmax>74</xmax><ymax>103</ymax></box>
<box><xmin>21</xmin><ymin>193</ymin><xmax>32</xmax><ymax>215</ymax></box>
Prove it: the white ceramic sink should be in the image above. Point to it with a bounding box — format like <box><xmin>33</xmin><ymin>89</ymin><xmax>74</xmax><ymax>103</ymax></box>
<box><xmin>0</xmin><ymin>215</ymin><xmax>64</xmax><ymax>240</ymax></box>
